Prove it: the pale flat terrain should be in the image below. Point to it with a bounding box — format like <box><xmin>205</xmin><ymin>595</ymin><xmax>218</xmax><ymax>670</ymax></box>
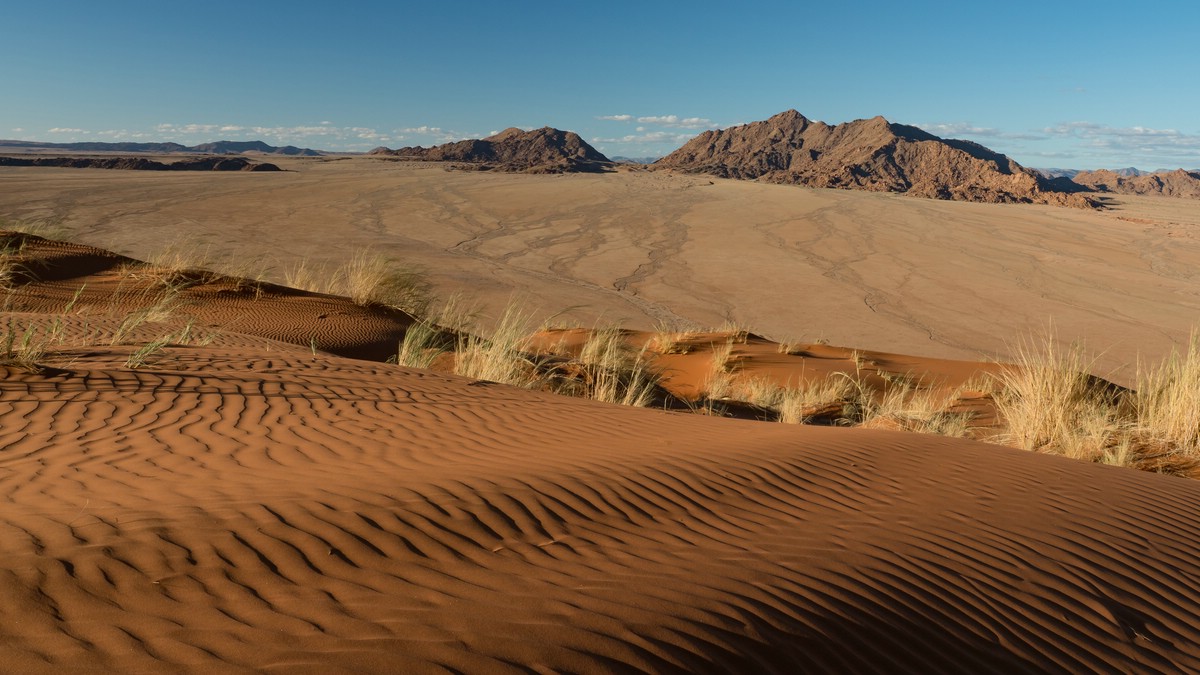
<box><xmin>3</xmin><ymin>157</ymin><xmax>1199</xmax><ymax>380</ymax></box>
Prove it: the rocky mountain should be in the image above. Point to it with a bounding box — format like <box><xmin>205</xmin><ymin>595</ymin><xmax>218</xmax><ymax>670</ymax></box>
<box><xmin>653</xmin><ymin>110</ymin><xmax>1097</xmax><ymax>207</ymax></box>
<box><xmin>0</xmin><ymin>139</ymin><xmax>320</xmax><ymax>156</ymax></box>
<box><xmin>0</xmin><ymin>156</ymin><xmax>281</xmax><ymax>171</ymax></box>
<box><xmin>1072</xmin><ymin>169</ymin><xmax>1200</xmax><ymax>198</ymax></box>
<box><xmin>369</xmin><ymin>127</ymin><xmax>612</xmax><ymax>173</ymax></box>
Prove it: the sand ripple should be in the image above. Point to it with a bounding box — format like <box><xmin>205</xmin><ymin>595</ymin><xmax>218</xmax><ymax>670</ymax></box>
<box><xmin>3</xmin><ymin>341</ymin><xmax>1200</xmax><ymax>672</ymax></box>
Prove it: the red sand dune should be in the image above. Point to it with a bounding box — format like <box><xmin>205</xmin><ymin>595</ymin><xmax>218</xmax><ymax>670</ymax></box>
<box><xmin>4</xmin><ymin>235</ymin><xmax>1200</xmax><ymax>672</ymax></box>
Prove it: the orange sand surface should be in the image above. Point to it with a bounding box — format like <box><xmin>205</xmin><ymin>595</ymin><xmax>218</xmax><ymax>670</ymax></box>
<box><xmin>3</xmin><ymin>232</ymin><xmax>1200</xmax><ymax>672</ymax></box>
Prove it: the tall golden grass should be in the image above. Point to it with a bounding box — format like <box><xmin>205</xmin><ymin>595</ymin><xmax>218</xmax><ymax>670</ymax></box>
<box><xmin>284</xmin><ymin>251</ymin><xmax>432</xmax><ymax>315</ymax></box>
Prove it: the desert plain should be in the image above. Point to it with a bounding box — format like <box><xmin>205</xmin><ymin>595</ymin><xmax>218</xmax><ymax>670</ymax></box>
<box><xmin>4</xmin><ymin>157</ymin><xmax>1200</xmax><ymax>672</ymax></box>
<box><xmin>5</xmin><ymin>157</ymin><xmax>1200</xmax><ymax>379</ymax></box>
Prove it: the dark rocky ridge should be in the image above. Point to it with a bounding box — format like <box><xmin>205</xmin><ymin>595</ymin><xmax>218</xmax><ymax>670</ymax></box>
<box><xmin>653</xmin><ymin>110</ymin><xmax>1098</xmax><ymax>208</ymax></box>
<box><xmin>0</xmin><ymin>156</ymin><xmax>281</xmax><ymax>171</ymax></box>
<box><xmin>0</xmin><ymin>139</ymin><xmax>320</xmax><ymax>156</ymax></box>
<box><xmin>369</xmin><ymin>127</ymin><xmax>613</xmax><ymax>173</ymax></box>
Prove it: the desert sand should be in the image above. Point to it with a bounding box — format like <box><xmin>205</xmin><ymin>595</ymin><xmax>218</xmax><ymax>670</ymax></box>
<box><xmin>4</xmin><ymin>159</ymin><xmax>1200</xmax><ymax>381</ymax></box>
<box><xmin>5</xmin><ymin>162</ymin><xmax>1200</xmax><ymax>672</ymax></box>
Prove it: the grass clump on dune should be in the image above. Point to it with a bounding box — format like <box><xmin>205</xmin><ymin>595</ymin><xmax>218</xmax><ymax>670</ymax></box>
<box><xmin>286</xmin><ymin>250</ymin><xmax>433</xmax><ymax>316</ymax></box>
<box><xmin>990</xmin><ymin>334</ymin><xmax>1125</xmax><ymax>463</ymax></box>
<box><xmin>702</xmin><ymin>338</ymin><xmax>738</xmax><ymax>400</ymax></box>
<box><xmin>733</xmin><ymin>375</ymin><xmax>856</xmax><ymax>424</ymax></box>
<box><xmin>1133</xmin><ymin>333</ymin><xmax>1200</xmax><ymax>459</ymax></box>
<box><xmin>454</xmin><ymin>303</ymin><xmax>544</xmax><ymax>388</ymax></box>
<box><xmin>392</xmin><ymin>319</ymin><xmax>450</xmax><ymax>370</ymax></box>
<box><xmin>853</xmin><ymin>377</ymin><xmax>973</xmax><ymax>437</ymax></box>
<box><xmin>1</xmin><ymin>318</ymin><xmax>61</xmax><ymax>372</ymax></box>
<box><xmin>569</xmin><ymin>327</ymin><xmax>660</xmax><ymax>407</ymax></box>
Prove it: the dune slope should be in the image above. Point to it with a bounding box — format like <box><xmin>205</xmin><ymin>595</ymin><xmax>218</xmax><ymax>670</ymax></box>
<box><xmin>4</xmin><ymin>309</ymin><xmax>1200</xmax><ymax>672</ymax></box>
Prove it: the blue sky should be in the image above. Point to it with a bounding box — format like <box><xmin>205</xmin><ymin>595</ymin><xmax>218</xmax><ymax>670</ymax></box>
<box><xmin>3</xmin><ymin>1</ymin><xmax>1199</xmax><ymax>169</ymax></box>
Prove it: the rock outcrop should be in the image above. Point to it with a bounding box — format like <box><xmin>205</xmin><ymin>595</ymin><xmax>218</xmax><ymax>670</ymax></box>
<box><xmin>370</xmin><ymin>127</ymin><xmax>612</xmax><ymax>173</ymax></box>
<box><xmin>654</xmin><ymin>110</ymin><xmax>1098</xmax><ymax>207</ymax></box>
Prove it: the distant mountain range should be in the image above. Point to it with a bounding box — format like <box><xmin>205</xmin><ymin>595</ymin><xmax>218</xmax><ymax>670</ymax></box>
<box><xmin>0</xmin><ymin>156</ymin><xmax>281</xmax><ymax>171</ymax></box>
<box><xmin>653</xmin><ymin>110</ymin><xmax>1096</xmax><ymax>207</ymax></box>
<box><xmin>5</xmin><ymin>122</ymin><xmax>1199</xmax><ymax>203</ymax></box>
<box><xmin>1034</xmin><ymin>167</ymin><xmax>1157</xmax><ymax>180</ymax></box>
<box><xmin>0</xmin><ymin>139</ymin><xmax>322</xmax><ymax>156</ymax></box>
<box><xmin>369</xmin><ymin>127</ymin><xmax>613</xmax><ymax>173</ymax></box>
<box><xmin>1070</xmin><ymin>169</ymin><xmax>1200</xmax><ymax>198</ymax></box>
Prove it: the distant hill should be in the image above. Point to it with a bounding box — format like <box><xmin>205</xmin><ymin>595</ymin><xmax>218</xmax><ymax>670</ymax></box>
<box><xmin>369</xmin><ymin>127</ymin><xmax>613</xmax><ymax>173</ymax></box>
<box><xmin>0</xmin><ymin>156</ymin><xmax>281</xmax><ymax>171</ymax></box>
<box><xmin>653</xmin><ymin>110</ymin><xmax>1098</xmax><ymax>208</ymax></box>
<box><xmin>1033</xmin><ymin>168</ymin><xmax>1081</xmax><ymax>179</ymax></box>
<box><xmin>186</xmin><ymin>141</ymin><xmax>319</xmax><ymax>156</ymax></box>
<box><xmin>1072</xmin><ymin>169</ymin><xmax>1200</xmax><ymax>199</ymax></box>
<box><xmin>611</xmin><ymin>156</ymin><xmax>663</xmax><ymax>165</ymax></box>
<box><xmin>0</xmin><ymin>139</ymin><xmax>321</xmax><ymax>156</ymax></box>
<box><xmin>1110</xmin><ymin>167</ymin><xmax>1150</xmax><ymax>177</ymax></box>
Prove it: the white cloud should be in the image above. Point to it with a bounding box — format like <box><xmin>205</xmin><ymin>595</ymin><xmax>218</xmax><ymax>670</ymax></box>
<box><xmin>635</xmin><ymin>115</ymin><xmax>715</xmax><ymax>129</ymax></box>
<box><xmin>1041</xmin><ymin>121</ymin><xmax>1200</xmax><ymax>162</ymax></box>
<box><xmin>95</xmin><ymin>129</ymin><xmax>155</xmax><ymax>140</ymax></box>
<box><xmin>597</xmin><ymin>113</ymin><xmax>717</xmax><ymax>130</ymax></box>
<box><xmin>592</xmin><ymin>131</ymin><xmax>696</xmax><ymax>145</ymax></box>
<box><xmin>11</xmin><ymin>127</ymin><xmax>23</xmax><ymax>133</ymax></box>
<box><xmin>916</xmin><ymin>122</ymin><xmax>1045</xmax><ymax>142</ymax></box>
<box><xmin>393</xmin><ymin>125</ymin><xmax>489</xmax><ymax>144</ymax></box>
<box><xmin>12</xmin><ymin>120</ymin><xmax>573</xmax><ymax>152</ymax></box>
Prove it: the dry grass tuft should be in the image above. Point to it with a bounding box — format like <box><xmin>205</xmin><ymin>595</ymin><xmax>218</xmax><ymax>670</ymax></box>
<box><xmin>569</xmin><ymin>327</ymin><xmax>660</xmax><ymax>407</ymax></box>
<box><xmin>453</xmin><ymin>303</ymin><xmax>543</xmax><ymax>388</ymax></box>
<box><xmin>1</xmin><ymin>317</ymin><xmax>62</xmax><ymax>372</ymax></box>
<box><xmin>650</xmin><ymin>328</ymin><xmax>692</xmax><ymax>355</ymax></box>
<box><xmin>392</xmin><ymin>320</ymin><xmax>449</xmax><ymax>369</ymax></box>
<box><xmin>283</xmin><ymin>251</ymin><xmax>432</xmax><ymax>315</ymax></box>
<box><xmin>703</xmin><ymin>339</ymin><xmax>737</xmax><ymax>399</ymax></box>
<box><xmin>856</xmin><ymin>379</ymin><xmax>973</xmax><ymax>437</ymax></box>
<box><xmin>990</xmin><ymin>333</ymin><xmax>1125</xmax><ymax>462</ymax></box>
<box><xmin>733</xmin><ymin>375</ymin><xmax>856</xmax><ymax>424</ymax></box>
<box><xmin>125</xmin><ymin>321</ymin><xmax>198</xmax><ymax>369</ymax></box>
<box><xmin>1133</xmin><ymin>333</ymin><xmax>1200</xmax><ymax>459</ymax></box>
<box><xmin>283</xmin><ymin>258</ymin><xmax>331</xmax><ymax>294</ymax></box>
<box><xmin>0</xmin><ymin>217</ymin><xmax>69</xmax><ymax>241</ymax></box>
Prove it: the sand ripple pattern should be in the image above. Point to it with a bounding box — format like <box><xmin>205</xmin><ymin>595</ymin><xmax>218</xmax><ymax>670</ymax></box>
<box><xmin>3</xmin><ymin>347</ymin><xmax>1200</xmax><ymax>673</ymax></box>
